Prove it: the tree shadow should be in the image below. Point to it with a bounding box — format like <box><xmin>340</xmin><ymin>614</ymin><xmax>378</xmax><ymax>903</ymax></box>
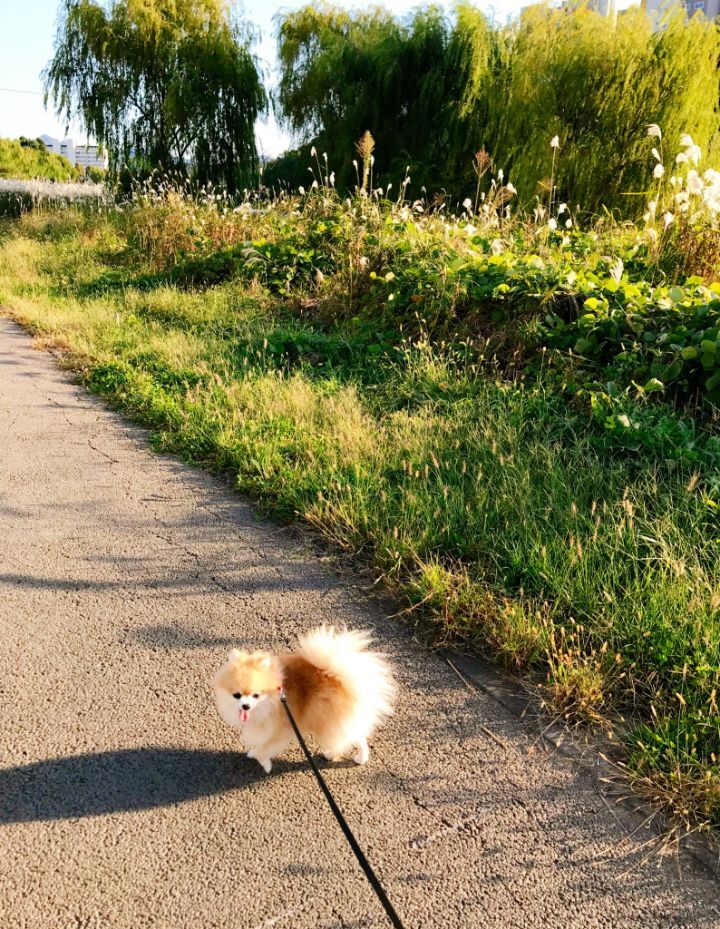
<box><xmin>132</xmin><ymin>623</ymin><xmax>239</xmax><ymax>649</ymax></box>
<box><xmin>58</xmin><ymin>268</ymin><xmax>171</xmax><ymax>299</ymax></box>
<box><xmin>0</xmin><ymin>747</ymin><xmax>304</xmax><ymax>824</ymax></box>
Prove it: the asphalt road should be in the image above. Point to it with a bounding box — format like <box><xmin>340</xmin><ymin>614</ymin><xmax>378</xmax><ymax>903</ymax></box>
<box><xmin>1</xmin><ymin>315</ymin><xmax>719</xmax><ymax>929</ymax></box>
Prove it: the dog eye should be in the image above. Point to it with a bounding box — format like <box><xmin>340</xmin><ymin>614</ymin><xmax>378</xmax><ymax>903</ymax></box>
<box><xmin>232</xmin><ymin>692</ymin><xmax>241</xmax><ymax>700</ymax></box>
<box><xmin>252</xmin><ymin>693</ymin><xmax>260</xmax><ymax>699</ymax></box>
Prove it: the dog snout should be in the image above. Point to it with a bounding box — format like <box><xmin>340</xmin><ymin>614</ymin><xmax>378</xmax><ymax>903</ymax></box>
<box><xmin>241</xmin><ymin>702</ymin><xmax>251</xmax><ymax>711</ymax></box>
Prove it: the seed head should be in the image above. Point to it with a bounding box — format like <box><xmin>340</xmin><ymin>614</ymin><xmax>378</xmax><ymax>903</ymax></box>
<box><xmin>355</xmin><ymin>131</ymin><xmax>375</xmax><ymax>163</ymax></box>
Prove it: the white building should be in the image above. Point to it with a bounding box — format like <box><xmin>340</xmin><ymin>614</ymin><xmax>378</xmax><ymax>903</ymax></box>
<box><xmin>40</xmin><ymin>135</ymin><xmax>108</xmax><ymax>172</ymax></box>
<box><xmin>75</xmin><ymin>144</ymin><xmax>108</xmax><ymax>171</ymax></box>
<box><xmin>548</xmin><ymin>0</ymin><xmax>618</xmax><ymax>17</ymax></box>
<box><xmin>41</xmin><ymin>134</ymin><xmax>75</xmax><ymax>164</ymax></box>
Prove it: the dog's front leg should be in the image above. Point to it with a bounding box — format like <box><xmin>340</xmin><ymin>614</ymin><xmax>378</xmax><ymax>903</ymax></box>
<box><xmin>243</xmin><ymin>742</ymin><xmax>264</xmax><ymax>763</ymax></box>
<box><xmin>249</xmin><ymin>736</ymin><xmax>290</xmax><ymax>774</ymax></box>
<box><xmin>245</xmin><ymin>745</ymin><xmax>268</xmax><ymax>770</ymax></box>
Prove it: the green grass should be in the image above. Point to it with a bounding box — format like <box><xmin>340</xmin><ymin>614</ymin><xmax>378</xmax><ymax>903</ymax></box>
<box><xmin>1</xmin><ymin>202</ymin><xmax>719</xmax><ymax>835</ymax></box>
<box><xmin>0</xmin><ymin>138</ymin><xmax>80</xmax><ymax>181</ymax></box>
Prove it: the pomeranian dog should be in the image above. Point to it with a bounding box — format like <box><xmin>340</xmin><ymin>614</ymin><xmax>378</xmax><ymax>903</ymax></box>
<box><xmin>213</xmin><ymin>626</ymin><xmax>394</xmax><ymax>773</ymax></box>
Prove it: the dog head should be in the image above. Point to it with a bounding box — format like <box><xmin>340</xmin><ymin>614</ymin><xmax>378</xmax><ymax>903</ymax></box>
<box><xmin>213</xmin><ymin>649</ymin><xmax>283</xmax><ymax>727</ymax></box>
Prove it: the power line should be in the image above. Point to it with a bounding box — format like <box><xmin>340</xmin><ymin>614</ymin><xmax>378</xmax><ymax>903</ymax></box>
<box><xmin>0</xmin><ymin>87</ymin><xmax>43</xmax><ymax>96</ymax></box>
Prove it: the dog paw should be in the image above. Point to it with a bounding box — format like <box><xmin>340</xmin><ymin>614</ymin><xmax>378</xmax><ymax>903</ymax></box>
<box><xmin>353</xmin><ymin>746</ymin><xmax>369</xmax><ymax>765</ymax></box>
<box><xmin>257</xmin><ymin>758</ymin><xmax>272</xmax><ymax>773</ymax></box>
<box><xmin>246</xmin><ymin>749</ymin><xmax>256</xmax><ymax>760</ymax></box>
<box><xmin>323</xmin><ymin>750</ymin><xmax>340</xmax><ymax>762</ymax></box>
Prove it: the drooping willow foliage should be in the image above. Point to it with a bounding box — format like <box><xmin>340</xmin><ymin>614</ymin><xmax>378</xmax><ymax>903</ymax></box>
<box><xmin>44</xmin><ymin>0</ymin><xmax>267</xmax><ymax>189</ymax></box>
<box><xmin>275</xmin><ymin>4</ymin><xmax>458</xmax><ymax>194</ymax></box>
<box><xmin>275</xmin><ymin>3</ymin><xmax>720</xmax><ymax>215</ymax></box>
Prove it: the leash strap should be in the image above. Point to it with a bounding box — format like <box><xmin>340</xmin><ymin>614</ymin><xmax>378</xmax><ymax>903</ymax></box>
<box><xmin>279</xmin><ymin>690</ymin><xmax>406</xmax><ymax>929</ymax></box>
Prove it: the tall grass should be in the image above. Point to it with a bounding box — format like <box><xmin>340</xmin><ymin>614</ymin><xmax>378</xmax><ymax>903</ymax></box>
<box><xmin>0</xmin><ymin>179</ymin><xmax>107</xmax><ymax>217</ymax></box>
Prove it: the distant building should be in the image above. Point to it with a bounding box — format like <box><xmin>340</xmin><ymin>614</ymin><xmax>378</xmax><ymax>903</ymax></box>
<box><xmin>549</xmin><ymin>0</ymin><xmax>617</xmax><ymax>17</ymax></box>
<box><xmin>641</xmin><ymin>0</ymin><xmax>719</xmax><ymax>23</ymax></box>
<box><xmin>40</xmin><ymin>134</ymin><xmax>108</xmax><ymax>172</ymax></box>
<box><xmin>41</xmin><ymin>134</ymin><xmax>75</xmax><ymax>164</ymax></box>
<box><xmin>684</xmin><ymin>0</ymin><xmax>718</xmax><ymax>17</ymax></box>
<box><xmin>588</xmin><ymin>0</ymin><xmax>616</xmax><ymax>16</ymax></box>
<box><xmin>75</xmin><ymin>144</ymin><xmax>108</xmax><ymax>172</ymax></box>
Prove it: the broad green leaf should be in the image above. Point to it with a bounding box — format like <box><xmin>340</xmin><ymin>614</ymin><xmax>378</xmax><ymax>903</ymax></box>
<box><xmin>574</xmin><ymin>337</ymin><xmax>594</xmax><ymax>354</ymax></box>
<box><xmin>706</xmin><ymin>371</ymin><xmax>720</xmax><ymax>392</ymax></box>
<box><xmin>643</xmin><ymin>378</ymin><xmax>664</xmax><ymax>393</ymax></box>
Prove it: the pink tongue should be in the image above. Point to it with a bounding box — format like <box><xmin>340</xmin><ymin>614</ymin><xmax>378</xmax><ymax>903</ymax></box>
<box><xmin>240</xmin><ymin>709</ymin><xmax>249</xmax><ymax>723</ymax></box>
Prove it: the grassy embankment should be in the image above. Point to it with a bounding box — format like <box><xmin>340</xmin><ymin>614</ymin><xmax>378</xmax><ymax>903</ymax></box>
<box><xmin>0</xmin><ymin>138</ymin><xmax>79</xmax><ymax>181</ymax></box>
<box><xmin>1</xmin><ymin>178</ymin><xmax>719</xmax><ymax>835</ymax></box>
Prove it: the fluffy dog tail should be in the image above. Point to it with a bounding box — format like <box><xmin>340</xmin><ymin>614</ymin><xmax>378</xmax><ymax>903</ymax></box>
<box><xmin>296</xmin><ymin>625</ymin><xmax>395</xmax><ymax>727</ymax></box>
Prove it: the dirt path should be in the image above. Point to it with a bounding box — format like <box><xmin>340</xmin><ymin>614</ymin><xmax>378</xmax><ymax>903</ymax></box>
<box><xmin>1</xmin><ymin>316</ymin><xmax>719</xmax><ymax>929</ymax></box>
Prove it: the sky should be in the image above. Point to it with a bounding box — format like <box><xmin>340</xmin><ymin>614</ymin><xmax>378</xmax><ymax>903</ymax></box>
<box><xmin>0</xmin><ymin>0</ymin><xmax>548</xmax><ymax>158</ymax></box>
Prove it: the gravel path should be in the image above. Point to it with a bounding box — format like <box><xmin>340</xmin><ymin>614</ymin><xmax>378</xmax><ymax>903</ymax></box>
<box><xmin>1</xmin><ymin>316</ymin><xmax>719</xmax><ymax>929</ymax></box>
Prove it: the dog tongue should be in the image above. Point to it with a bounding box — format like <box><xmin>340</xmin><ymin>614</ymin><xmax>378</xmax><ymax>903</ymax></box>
<box><xmin>240</xmin><ymin>709</ymin><xmax>249</xmax><ymax>724</ymax></box>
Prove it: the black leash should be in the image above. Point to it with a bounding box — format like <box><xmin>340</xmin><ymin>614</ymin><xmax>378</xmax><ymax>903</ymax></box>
<box><xmin>279</xmin><ymin>689</ymin><xmax>406</xmax><ymax>929</ymax></box>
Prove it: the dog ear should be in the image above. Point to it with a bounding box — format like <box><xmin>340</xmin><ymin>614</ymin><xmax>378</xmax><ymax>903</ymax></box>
<box><xmin>229</xmin><ymin>648</ymin><xmax>246</xmax><ymax>662</ymax></box>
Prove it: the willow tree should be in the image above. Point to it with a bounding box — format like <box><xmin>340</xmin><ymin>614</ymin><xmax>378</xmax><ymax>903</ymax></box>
<box><xmin>276</xmin><ymin>4</ymin><xmax>456</xmax><ymax>194</ymax></box>
<box><xmin>454</xmin><ymin>5</ymin><xmax>720</xmax><ymax>215</ymax></box>
<box><xmin>445</xmin><ymin>4</ymin><xmax>506</xmax><ymax>189</ymax></box>
<box><xmin>44</xmin><ymin>0</ymin><xmax>267</xmax><ymax>188</ymax></box>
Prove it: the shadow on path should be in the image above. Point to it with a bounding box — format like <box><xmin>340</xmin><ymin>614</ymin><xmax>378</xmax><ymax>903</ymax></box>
<box><xmin>132</xmin><ymin>623</ymin><xmax>239</xmax><ymax>650</ymax></box>
<box><xmin>0</xmin><ymin>747</ymin><xmax>305</xmax><ymax>824</ymax></box>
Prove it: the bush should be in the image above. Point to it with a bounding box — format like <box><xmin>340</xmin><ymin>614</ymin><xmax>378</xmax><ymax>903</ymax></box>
<box><xmin>85</xmin><ymin>166</ymin><xmax>108</xmax><ymax>184</ymax></box>
<box><xmin>114</xmin><ymin>169</ymin><xmax>720</xmax><ymax>411</ymax></box>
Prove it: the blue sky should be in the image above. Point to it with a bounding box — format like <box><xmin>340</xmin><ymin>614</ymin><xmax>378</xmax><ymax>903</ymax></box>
<box><xmin>1</xmin><ymin>0</ymin><xmax>532</xmax><ymax>157</ymax></box>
